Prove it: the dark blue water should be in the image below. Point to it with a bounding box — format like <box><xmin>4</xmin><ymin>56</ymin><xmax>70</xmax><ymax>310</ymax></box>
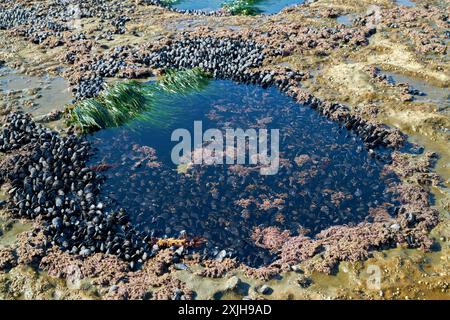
<box><xmin>88</xmin><ymin>80</ymin><xmax>399</xmax><ymax>266</ymax></box>
<box><xmin>172</xmin><ymin>0</ymin><xmax>303</xmax><ymax>14</ymax></box>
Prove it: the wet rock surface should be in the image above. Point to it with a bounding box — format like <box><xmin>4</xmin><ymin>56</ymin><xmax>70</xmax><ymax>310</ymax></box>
<box><xmin>0</xmin><ymin>247</ymin><xmax>17</xmax><ymax>271</ymax></box>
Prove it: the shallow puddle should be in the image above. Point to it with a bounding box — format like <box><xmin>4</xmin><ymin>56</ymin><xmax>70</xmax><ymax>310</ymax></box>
<box><xmin>0</xmin><ymin>220</ymin><xmax>33</xmax><ymax>249</ymax></box>
<box><xmin>172</xmin><ymin>18</ymin><xmax>208</xmax><ymax>31</ymax></box>
<box><xmin>171</xmin><ymin>0</ymin><xmax>303</xmax><ymax>14</ymax></box>
<box><xmin>0</xmin><ymin>68</ymin><xmax>41</xmax><ymax>92</ymax></box>
<box><xmin>396</xmin><ymin>0</ymin><xmax>416</xmax><ymax>7</ymax></box>
<box><xmin>385</xmin><ymin>71</ymin><xmax>450</xmax><ymax>113</ymax></box>
<box><xmin>336</xmin><ymin>14</ymin><xmax>354</xmax><ymax>27</ymax></box>
<box><xmin>0</xmin><ymin>67</ymin><xmax>73</xmax><ymax>117</ymax></box>
<box><xmin>88</xmin><ymin>80</ymin><xmax>399</xmax><ymax>266</ymax></box>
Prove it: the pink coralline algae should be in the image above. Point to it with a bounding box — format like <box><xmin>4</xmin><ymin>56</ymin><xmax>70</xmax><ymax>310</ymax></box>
<box><xmin>385</xmin><ymin>152</ymin><xmax>441</xmax><ymax>187</ymax></box>
<box><xmin>252</xmin><ymin>227</ymin><xmax>322</xmax><ymax>272</ymax></box>
<box><xmin>40</xmin><ymin>247</ymin><xmax>193</xmax><ymax>300</ymax></box>
<box><xmin>0</xmin><ymin>248</ymin><xmax>17</xmax><ymax>271</ymax></box>
<box><xmin>16</xmin><ymin>224</ymin><xmax>47</xmax><ymax>266</ymax></box>
<box><xmin>244</xmin><ymin>150</ymin><xmax>441</xmax><ymax>276</ymax></box>
<box><xmin>40</xmin><ymin>248</ymin><xmax>130</xmax><ymax>286</ymax></box>
<box><xmin>357</xmin><ymin>6</ymin><xmax>448</xmax><ymax>55</ymax></box>
<box><xmin>131</xmin><ymin>144</ymin><xmax>161</xmax><ymax>169</ymax></box>
<box><xmin>195</xmin><ymin>258</ymin><xmax>239</xmax><ymax>278</ymax></box>
<box><xmin>242</xmin><ymin>265</ymin><xmax>281</xmax><ymax>281</ymax></box>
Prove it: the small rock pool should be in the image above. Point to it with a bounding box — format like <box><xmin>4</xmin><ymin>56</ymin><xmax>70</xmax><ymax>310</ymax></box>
<box><xmin>170</xmin><ymin>0</ymin><xmax>303</xmax><ymax>14</ymax></box>
<box><xmin>396</xmin><ymin>0</ymin><xmax>416</xmax><ymax>7</ymax></box>
<box><xmin>88</xmin><ymin>80</ymin><xmax>399</xmax><ymax>266</ymax></box>
<box><xmin>385</xmin><ymin>71</ymin><xmax>450</xmax><ymax>113</ymax></box>
<box><xmin>0</xmin><ymin>67</ymin><xmax>73</xmax><ymax>118</ymax></box>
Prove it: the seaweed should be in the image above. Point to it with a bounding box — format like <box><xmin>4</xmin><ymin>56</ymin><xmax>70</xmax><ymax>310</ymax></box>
<box><xmin>67</xmin><ymin>68</ymin><xmax>211</xmax><ymax>132</ymax></box>
<box><xmin>158</xmin><ymin>68</ymin><xmax>211</xmax><ymax>94</ymax></box>
<box><xmin>221</xmin><ymin>0</ymin><xmax>263</xmax><ymax>16</ymax></box>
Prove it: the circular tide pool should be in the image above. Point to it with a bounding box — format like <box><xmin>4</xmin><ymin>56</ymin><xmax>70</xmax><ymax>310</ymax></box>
<box><xmin>88</xmin><ymin>80</ymin><xmax>399</xmax><ymax>266</ymax></box>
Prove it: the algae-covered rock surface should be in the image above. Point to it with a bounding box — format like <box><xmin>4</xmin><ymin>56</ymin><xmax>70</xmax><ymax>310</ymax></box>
<box><xmin>0</xmin><ymin>0</ymin><xmax>448</xmax><ymax>300</ymax></box>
